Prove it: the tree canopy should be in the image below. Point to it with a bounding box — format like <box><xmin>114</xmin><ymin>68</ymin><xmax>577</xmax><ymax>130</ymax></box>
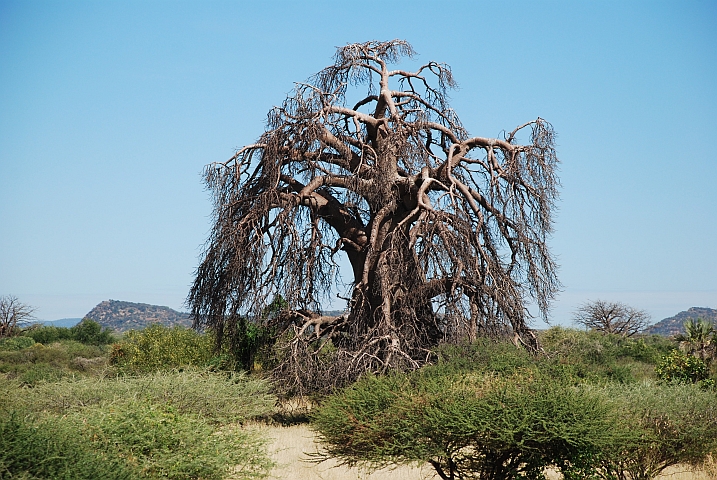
<box><xmin>189</xmin><ymin>40</ymin><xmax>560</xmax><ymax>393</ymax></box>
<box><xmin>573</xmin><ymin>300</ymin><xmax>650</xmax><ymax>338</ymax></box>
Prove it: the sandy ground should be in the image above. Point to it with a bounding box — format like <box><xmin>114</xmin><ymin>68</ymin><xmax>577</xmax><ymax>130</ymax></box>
<box><xmin>254</xmin><ymin>423</ymin><xmax>714</xmax><ymax>480</ymax></box>
<box><xmin>254</xmin><ymin>423</ymin><xmax>435</xmax><ymax>480</ymax></box>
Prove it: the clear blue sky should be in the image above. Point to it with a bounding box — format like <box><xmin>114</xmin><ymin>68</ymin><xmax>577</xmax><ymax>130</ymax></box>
<box><xmin>1</xmin><ymin>0</ymin><xmax>715</xmax><ymax>327</ymax></box>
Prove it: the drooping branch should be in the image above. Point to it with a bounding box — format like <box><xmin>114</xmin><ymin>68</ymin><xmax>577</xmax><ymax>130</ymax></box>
<box><xmin>189</xmin><ymin>40</ymin><xmax>561</xmax><ymax>394</ymax></box>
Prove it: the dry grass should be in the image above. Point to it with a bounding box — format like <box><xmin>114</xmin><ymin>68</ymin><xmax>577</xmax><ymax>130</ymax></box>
<box><xmin>252</xmin><ymin>424</ymin><xmax>715</xmax><ymax>480</ymax></box>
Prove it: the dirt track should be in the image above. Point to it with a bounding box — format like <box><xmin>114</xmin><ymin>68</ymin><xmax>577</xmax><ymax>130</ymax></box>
<box><xmin>256</xmin><ymin>423</ymin><xmax>434</xmax><ymax>480</ymax></box>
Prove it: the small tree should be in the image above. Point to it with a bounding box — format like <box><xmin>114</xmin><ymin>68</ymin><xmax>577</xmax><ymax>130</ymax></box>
<box><xmin>675</xmin><ymin>318</ymin><xmax>715</xmax><ymax>363</ymax></box>
<box><xmin>573</xmin><ymin>300</ymin><xmax>650</xmax><ymax>337</ymax></box>
<box><xmin>70</xmin><ymin>319</ymin><xmax>117</xmax><ymax>345</ymax></box>
<box><xmin>0</xmin><ymin>295</ymin><xmax>35</xmax><ymax>338</ymax></box>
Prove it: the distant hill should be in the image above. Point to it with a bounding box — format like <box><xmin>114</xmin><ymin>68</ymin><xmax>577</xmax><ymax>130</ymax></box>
<box><xmin>84</xmin><ymin>300</ymin><xmax>192</xmax><ymax>333</ymax></box>
<box><xmin>35</xmin><ymin>318</ymin><xmax>83</xmax><ymax>328</ymax></box>
<box><xmin>645</xmin><ymin>307</ymin><xmax>717</xmax><ymax>337</ymax></box>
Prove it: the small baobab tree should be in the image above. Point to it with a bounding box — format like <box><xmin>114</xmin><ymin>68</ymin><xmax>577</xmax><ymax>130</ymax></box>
<box><xmin>189</xmin><ymin>40</ymin><xmax>560</xmax><ymax>394</ymax></box>
<box><xmin>573</xmin><ymin>300</ymin><xmax>650</xmax><ymax>338</ymax></box>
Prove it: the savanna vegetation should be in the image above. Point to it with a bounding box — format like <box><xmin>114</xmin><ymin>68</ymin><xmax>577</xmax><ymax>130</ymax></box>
<box><xmin>0</xmin><ymin>320</ymin><xmax>276</xmax><ymax>480</ymax></box>
<box><xmin>2</xmin><ymin>315</ymin><xmax>716</xmax><ymax>479</ymax></box>
<box><xmin>4</xmin><ymin>40</ymin><xmax>717</xmax><ymax>480</ymax></box>
<box><xmin>313</xmin><ymin>330</ymin><xmax>717</xmax><ymax>480</ymax></box>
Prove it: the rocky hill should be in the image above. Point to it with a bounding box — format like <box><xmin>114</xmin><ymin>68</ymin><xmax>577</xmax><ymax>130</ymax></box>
<box><xmin>84</xmin><ymin>300</ymin><xmax>192</xmax><ymax>333</ymax></box>
<box><xmin>645</xmin><ymin>307</ymin><xmax>717</xmax><ymax>337</ymax></box>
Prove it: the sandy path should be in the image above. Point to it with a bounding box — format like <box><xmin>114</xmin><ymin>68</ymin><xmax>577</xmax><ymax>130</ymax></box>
<box><xmin>255</xmin><ymin>423</ymin><xmax>436</xmax><ymax>480</ymax></box>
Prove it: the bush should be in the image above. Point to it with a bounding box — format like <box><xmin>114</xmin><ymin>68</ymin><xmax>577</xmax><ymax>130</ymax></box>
<box><xmin>312</xmin><ymin>367</ymin><xmax>622</xmax><ymax>480</ymax></box>
<box><xmin>0</xmin><ymin>370</ymin><xmax>277</xmax><ymax>480</ymax></box>
<box><xmin>222</xmin><ymin>317</ymin><xmax>275</xmax><ymax>371</ymax></box>
<box><xmin>79</xmin><ymin>401</ymin><xmax>272</xmax><ymax>479</ymax></box>
<box><xmin>313</xmin><ymin>340</ymin><xmax>717</xmax><ymax>480</ymax></box>
<box><xmin>214</xmin><ymin>298</ymin><xmax>286</xmax><ymax>372</ymax></box>
<box><xmin>598</xmin><ymin>382</ymin><xmax>717</xmax><ymax>479</ymax></box>
<box><xmin>538</xmin><ymin>327</ymin><xmax>671</xmax><ymax>383</ymax></box>
<box><xmin>0</xmin><ymin>341</ymin><xmax>109</xmax><ymax>385</ymax></box>
<box><xmin>0</xmin><ymin>413</ymin><xmax>135</xmax><ymax>480</ymax></box>
<box><xmin>618</xmin><ymin>334</ymin><xmax>675</xmax><ymax>364</ymax></box>
<box><xmin>110</xmin><ymin>324</ymin><xmax>214</xmax><ymax>374</ymax></box>
<box><xmin>22</xmin><ymin>325</ymin><xmax>73</xmax><ymax>344</ymax></box>
<box><xmin>432</xmin><ymin>338</ymin><xmax>536</xmax><ymax>375</ymax></box>
<box><xmin>0</xmin><ymin>336</ymin><xmax>35</xmax><ymax>351</ymax></box>
<box><xmin>432</xmin><ymin>333</ymin><xmax>668</xmax><ymax>385</ymax></box>
<box><xmin>11</xmin><ymin>363</ymin><xmax>67</xmax><ymax>386</ymax></box>
<box><xmin>1</xmin><ymin>370</ymin><xmax>276</xmax><ymax>425</ymax></box>
<box><xmin>0</xmin><ymin>406</ymin><xmax>271</xmax><ymax>480</ymax></box>
<box><xmin>22</xmin><ymin>320</ymin><xmax>116</xmax><ymax>346</ymax></box>
<box><xmin>69</xmin><ymin>319</ymin><xmax>117</xmax><ymax>345</ymax></box>
<box><xmin>655</xmin><ymin>349</ymin><xmax>710</xmax><ymax>385</ymax></box>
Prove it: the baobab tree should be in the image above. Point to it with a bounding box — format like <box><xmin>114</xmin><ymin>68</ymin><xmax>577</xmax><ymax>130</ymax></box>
<box><xmin>573</xmin><ymin>300</ymin><xmax>650</xmax><ymax>337</ymax></box>
<box><xmin>189</xmin><ymin>40</ymin><xmax>560</xmax><ymax>393</ymax></box>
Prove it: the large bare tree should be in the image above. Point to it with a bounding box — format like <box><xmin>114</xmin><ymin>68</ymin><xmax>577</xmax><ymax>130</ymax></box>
<box><xmin>189</xmin><ymin>40</ymin><xmax>560</xmax><ymax>393</ymax></box>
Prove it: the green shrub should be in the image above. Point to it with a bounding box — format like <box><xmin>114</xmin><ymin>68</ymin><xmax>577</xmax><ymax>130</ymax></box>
<box><xmin>21</xmin><ymin>320</ymin><xmax>115</xmax><ymax>346</ymax></box>
<box><xmin>618</xmin><ymin>335</ymin><xmax>675</xmax><ymax>364</ymax></box>
<box><xmin>433</xmin><ymin>338</ymin><xmax>535</xmax><ymax>375</ymax></box>
<box><xmin>313</xmin><ymin>339</ymin><xmax>717</xmax><ymax>480</ymax></box>
<box><xmin>1</xmin><ymin>370</ymin><xmax>276</xmax><ymax>425</ymax></box>
<box><xmin>541</xmin><ymin>326</ymin><xmax>618</xmax><ymax>358</ymax></box>
<box><xmin>597</xmin><ymin>382</ymin><xmax>717</xmax><ymax>479</ymax></box>
<box><xmin>59</xmin><ymin>339</ymin><xmax>107</xmax><ymax>359</ymax></box>
<box><xmin>15</xmin><ymin>339</ymin><xmax>105</xmax><ymax>362</ymax></box>
<box><xmin>78</xmin><ymin>401</ymin><xmax>272</xmax><ymax>479</ymax></box>
<box><xmin>433</xmin><ymin>333</ymin><xmax>658</xmax><ymax>385</ymax></box>
<box><xmin>22</xmin><ymin>324</ymin><xmax>73</xmax><ymax>344</ymax></box>
<box><xmin>0</xmin><ymin>413</ymin><xmax>135</xmax><ymax>480</ymax></box>
<box><xmin>313</xmin><ymin>367</ymin><xmax>622</xmax><ymax>480</ymax></box>
<box><xmin>222</xmin><ymin>316</ymin><xmax>275</xmax><ymax>371</ymax></box>
<box><xmin>110</xmin><ymin>324</ymin><xmax>214</xmax><ymax>374</ymax></box>
<box><xmin>0</xmin><ymin>370</ymin><xmax>276</xmax><ymax>480</ymax></box>
<box><xmin>0</xmin><ymin>336</ymin><xmax>35</xmax><ymax>351</ymax></box>
<box><xmin>70</xmin><ymin>319</ymin><xmax>117</xmax><ymax>345</ymax></box>
<box><xmin>538</xmin><ymin>327</ymin><xmax>671</xmax><ymax>383</ymax></box>
<box><xmin>0</xmin><ymin>404</ymin><xmax>271</xmax><ymax>480</ymax></box>
<box><xmin>0</xmin><ymin>340</ymin><xmax>109</xmax><ymax>385</ymax></box>
<box><xmin>655</xmin><ymin>349</ymin><xmax>710</xmax><ymax>385</ymax></box>
<box><xmin>14</xmin><ymin>363</ymin><xmax>68</xmax><ymax>385</ymax></box>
